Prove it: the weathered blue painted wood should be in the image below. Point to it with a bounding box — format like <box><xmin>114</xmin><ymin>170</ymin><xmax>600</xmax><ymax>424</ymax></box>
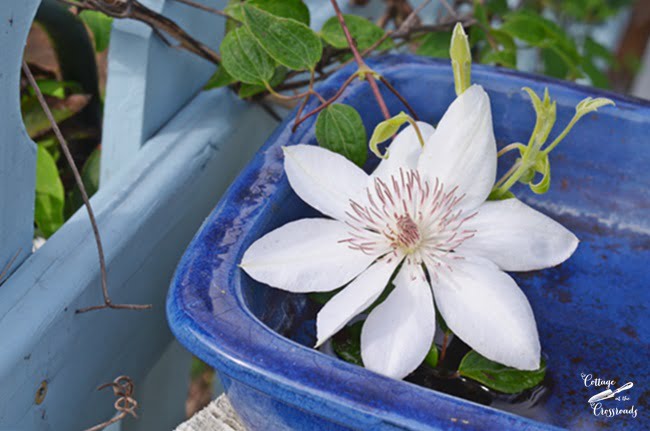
<box><xmin>95</xmin><ymin>343</ymin><xmax>193</xmax><ymax>431</ymax></box>
<box><xmin>121</xmin><ymin>341</ymin><xmax>192</xmax><ymax>431</ymax></box>
<box><xmin>0</xmin><ymin>88</ymin><xmax>278</xmax><ymax>430</ymax></box>
<box><xmin>100</xmin><ymin>0</ymin><xmax>225</xmax><ymax>184</ymax></box>
<box><xmin>0</xmin><ymin>0</ymin><xmax>39</xmax><ymax>278</ymax></box>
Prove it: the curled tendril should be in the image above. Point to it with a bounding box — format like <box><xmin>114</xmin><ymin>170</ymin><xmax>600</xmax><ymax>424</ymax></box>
<box><xmin>83</xmin><ymin>376</ymin><xmax>139</xmax><ymax>431</ymax></box>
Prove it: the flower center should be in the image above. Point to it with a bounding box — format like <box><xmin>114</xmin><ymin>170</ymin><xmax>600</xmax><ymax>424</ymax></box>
<box><xmin>341</xmin><ymin>169</ymin><xmax>477</xmax><ymax>270</ymax></box>
<box><xmin>396</xmin><ymin>214</ymin><xmax>420</xmax><ymax>250</ymax></box>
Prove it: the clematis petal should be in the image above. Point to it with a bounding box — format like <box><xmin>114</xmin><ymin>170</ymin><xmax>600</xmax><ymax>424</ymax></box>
<box><xmin>283</xmin><ymin>144</ymin><xmax>368</xmax><ymax>221</ymax></box>
<box><xmin>417</xmin><ymin>85</ymin><xmax>496</xmax><ymax>210</ymax></box>
<box><xmin>429</xmin><ymin>257</ymin><xmax>541</xmax><ymax>370</ymax></box>
<box><xmin>361</xmin><ymin>262</ymin><xmax>436</xmax><ymax>379</ymax></box>
<box><xmin>372</xmin><ymin>122</ymin><xmax>435</xmax><ymax>180</ymax></box>
<box><xmin>241</xmin><ymin>218</ymin><xmax>379</xmax><ymax>293</ymax></box>
<box><xmin>316</xmin><ymin>254</ymin><xmax>402</xmax><ymax>347</ymax></box>
<box><xmin>458</xmin><ymin>198</ymin><xmax>579</xmax><ymax>271</ymax></box>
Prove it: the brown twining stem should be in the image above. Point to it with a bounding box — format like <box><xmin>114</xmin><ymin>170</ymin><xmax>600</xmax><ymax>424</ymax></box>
<box><xmin>391</xmin><ymin>0</ymin><xmax>430</xmax><ymax>38</ymax></box>
<box><xmin>0</xmin><ymin>249</ymin><xmax>21</xmax><ymax>285</ymax></box>
<box><xmin>378</xmin><ymin>76</ymin><xmax>419</xmax><ymax>120</ymax></box>
<box><xmin>329</xmin><ymin>0</ymin><xmax>391</xmax><ymax>120</ymax></box>
<box><xmin>292</xmin><ymin>0</ymin><xmax>402</xmax><ymax>130</ymax></box>
<box><xmin>292</xmin><ymin>0</ymin><xmax>427</xmax><ymax>130</ymax></box>
<box><xmin>382</xmin><ymin>0</ymin><xmax>418</xmax><ymax>28</ymax></box>
<box><xmin>438</xmin><ymin>0</ymin><xmax>458</xmax><ymax>19</ymax></box>
<box><xmin>276</xmin><ymin>1</ymin><xmax>432</xmax><ymax>93</ymax></box>
<box><xmin>275</xmin><ymin>70</ymin><xmax>336</xmax><ymax>93</ymax></box>
<box><xmin>173</xmin><ymin>0</ymin><xmax>231</xmax><ymax>19</ymax></box>
<box><xmin>83</xmin><ymin>376</ymin><xmax>139</xmax><ymax>431</ymax></box>
<box><xmin>403</xmin><ymin>16</ymin><xmax>476</xmax><ymax>39</ymax></box>
<box><xmin>292</xmin><ymin>72</ymin><xmax>359</xmax><ymax>132</ymax></box>
<box><xmin>22</xmin><ymin>62</ymin><xmax>152</xmax><ymax>314</ymax></box>
<box><xmin>294</xmin><ymin>93</ymin><xmax>312</xmax><ymax>129</ymax></box>
<box><xmin>294</xmin><ymin>70</ymin><xmax>320</xmax><ymax>126</ymax></box>
<box><xmin>57</xmin><ymin>0</ymin><xmax>221</xmax><ymax>65</ymax></box>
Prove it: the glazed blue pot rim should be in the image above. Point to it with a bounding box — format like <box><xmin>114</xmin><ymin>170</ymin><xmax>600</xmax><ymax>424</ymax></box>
<box><xmin>167</xmin><ymin>54</ymin><xmax>646</xmax><ymax>430</ymax></box>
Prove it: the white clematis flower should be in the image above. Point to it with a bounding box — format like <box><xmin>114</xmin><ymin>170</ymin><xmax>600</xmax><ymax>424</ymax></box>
<box><xmin>241</xmin><ymin>85</ymin><xmax>578</xmax><ymax>379</ymax></box>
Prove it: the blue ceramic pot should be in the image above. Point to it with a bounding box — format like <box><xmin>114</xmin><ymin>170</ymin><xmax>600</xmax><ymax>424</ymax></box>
<box><xmin>167</xmin><ymin>55</ymin><xmax>649</xmax><ymax>430</ymax></box>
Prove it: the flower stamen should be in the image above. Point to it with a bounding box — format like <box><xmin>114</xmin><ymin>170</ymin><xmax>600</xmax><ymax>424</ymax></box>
<box><xmin>342</xmin><ymin>169</ymin><xmax>477</xmax><ymax>276</ymax></box>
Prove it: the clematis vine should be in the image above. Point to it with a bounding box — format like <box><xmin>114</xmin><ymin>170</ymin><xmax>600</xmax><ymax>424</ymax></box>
<box><xmin>240</xmin><ymin>83</ymin><xmax>579</xmax><ymax>379</ymax></box>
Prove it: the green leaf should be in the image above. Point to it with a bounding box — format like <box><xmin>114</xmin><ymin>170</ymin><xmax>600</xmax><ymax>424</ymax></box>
<box><xmin>204</xmin><ymin>67</ymin><xmax>237</xmax><ymax>90</ymax></box>
<box><xmin>315</xmin><ymin>104</ymin><xmax>367</xmax><ymax>167</ymax></box>
<box><xmin>481</xmin><ymin>49</ymin><xmax>517</xmax><ymax>68</ymax></box>
<box><xmin>79</xmin><ymin>10</ymin><xmax>113</xmax><ymax>52</ymax></box>
<box><xmin>224</xmin><ymin>0</ymin><xmax>241</xmax><ymax>34</ymax></box>
<box><xmin>309</xmin><ymin>287</ymin><xmax>342</xmax><ymax>305</ymax></box>
<box><xmin>584</xmin><ymin>36</ymin><xmax>615</xmax><ymax>66</ymax></box>
<box><xmin>226</xmin><ymin>0</ymin><xmax>310</xmax><ymax>25</ymax></box>
<box><xmin>190</xmin><ymin>357</ymin><xmax>212</xmax><ymax>380</ymax></box>
<box><xmin>502</xmin><ymin>11</ymin><xmax>580</xmax><ymax>71</ymax></box>
<box><xmin>238</xmin><ymin>67</ymin><xmax>287</xmax><ymax>98</ymax></box>
<box><xmin>220</xmin><ymin>26</ymin><xmax>276</xmax><ymax>85</ymax></box>
<box><xmin>556</xmin><ymin>0</ymin><xmax>631</xmax><ymax>22</ymax></box>
<box><xmin>37</xmin><ymin>137</ymin><xmax>60</xmax><ymax>161</ymax></box>
<box><xmin>500</xmin><ymin>14</ymin><xmax>546</xmax><ymax>45</ymax></box>
<box><xmin>320</xmin><ymin>15</ymin><xmax>392</xmax><ymax>52</ymax></box>
<box><xmin>486</xmin><ymin>0</ymin><xmax>509</xmax><ymax>15</ymax></box>
<box><xmin>503</xmin><ymin>11</ymin><xmax>577</xmax><ymax>52</ymax></box>
<box><xmin>458</xmin><ymin>350</ymin><xmax>546</xmax><ymax>394</ymax></box>
<box><xmin>582</xmin><ymin>37</ymin><xmax>613</xmax><ymax>88</ymax></box>
<box><xmin>474</xmin><ymin>0</ymin><xmax>489</xmax><ymax>25</ymax></box>
<box><xmin>35</xmin><ymin>0</ymin><xmax>102</xmax><ymax>126</ymax></box>
<box><xmin>30</xmin><ymin>79</ymin><xmax>81</xmax><ymax>100</ymax></box>
<box><xmin>435</xmin><ymin>308</ymin><xmax>451</xmax><ymax>334</ymax></box>
<box><xmin>416</xmin><ymin>32</ymin><xmax>451</xmax><ymax>58</ymax></box>
<box><xmin>35</xmin><ymin>145</ymin><xmax>65</xmax><ymax>238</ymax></box>
<box><xmin>81</xmin><ymin>147</ymin><xmax>101</xmax><ymax>196</ymax></box>
<box><xmin>368</xmin><ymin>112</ymin><xmax>411</xmax><ymax>159</ymax></box>
<box><xmin>542</xmin><ymin>46</ymin><xmax>569</xmax><ymax>79</ymax></box>
<box><xmin>489</xmin><ymin>29</ymin><xmax>516</xmax><ymax>52</ymax></box>
<box><xmin>332</xmin><ymin>321</ymin><xmax>363</xmax><ymax>366</ymax></box>
<box><xmin>582</xmin><ymin>59</ymin><xmax>610</xmax><ymax>89</ymax></box>
<box><xmin>469</xmin><ymin>1</ymin><xmax>488</xmax><ymax>45</ymax></box>
<box><xmin>424</xmin><ymin>343</ymin><xmax>439</xmax><ymax>368</ymax></box>
<box><xmin>243</xmin><ymin>4</ymin><xmax>322</xmax><ymax>71</ymax></box>
<box><xmin>252</xmin><ymin>0</ymin><xmax>309</xmax><ymax>24</ymax></box>
<box><xmin>22</xmin><ymin>94</ymin><xmax>91</xmax><ymax>138</ymax></box>
<box><xmin>66</xmin><ymin>147</ymin><xmax>101</xmax><ymax>218</ymax></box>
